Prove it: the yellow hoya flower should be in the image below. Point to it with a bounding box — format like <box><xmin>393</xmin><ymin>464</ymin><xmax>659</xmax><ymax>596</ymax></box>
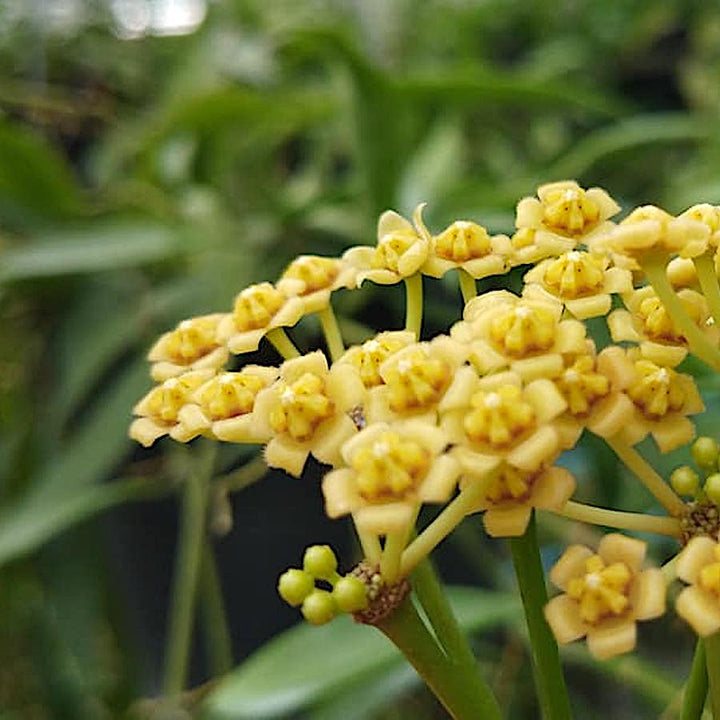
<box><xmin>511</xmin><ymin>180</ymin><xmax>620</xmax><ymax>265</ymax></box>
<box><xmin>600</xmin><ymin>346</ymin><xmax>704</xmax><ymax>453</ymax></box>
<box><xmin>679</xmin><ymin>203</ymin><xmax>720</xmax><ymax>274</ymax></box>
<box><xmin>147</xmin><ymin>314</ymin><xmax>230</xmax><ymax>382</ymax></box>
<box><xmin>440</xmin><ymin>368</ymin><xmax>568</xmax><ymax>476</ymax></box>
<box><xmin>275</xmin><ymin>255</ymin><xmax>358</xmax><ymax>315</ymax></box>
<box><xmin>608</xmin><ymin>285</ymin><xmax>717</xmax><ymax>367</ymax></box>
<box><xmin>451</xmin><ymin>290</ymin><xmax>587</xmax><ymax>382</ymax></box>
<box><xmin>522</xmin><ymin>250</ymin><xmax>632</xmax><ymax>320</ymax></box>
<box><xmin>252</xmin><ymin>351</ymin><xmax>365</xmax><ymax>477</ymax></box>
<box><xmin>419</xmin><ymin>218</ymin><xmax>512</xmax><ymax>280</ymax></box>
<box><xmin>335</xmin><ymin>331</ymin><xmax>417</xmax><ymax>390</ymax></box>
<box><xmin>321</xmin><ymin>420</ymin><xmax>461</xmax><ymax>536</ymax></box>
<box><xmin>216</xmin><ymin>282</ymin><xmax>305</xmax><ymax>355</ymax></box>
<box><xmin>544</xmin><ymin>534</ymin><xmax>666</xmax><ymax>660</ymax></box>
<box><xmin>343</xmin><ymin>205</ymin><xmax>430</xmax><ymax>286</ymax></box>
<box><xmin>129</xmin><ymin>369</ymin><xmax>215</xmax><ymax>447</ymax></box>
<box><xmin>603</xmin><ymin>205</ymin><xmax>709</xmax><ymax>261</ymax></box>
<box><xmin>463</xmin><ymin>462</ymin><xmax>576</xmax><ymax>537</ymax></box>
<box><xmin>174</xmin><ymin>365</ymin><xmax>278</xmax><ymax>444</ymax></box>
<box><xmin>676</xmin><ymin>536</ymin><xmax>720</xmax><ymax>636</ymax></box>
<box><xmin>364</xmin><ymin>335</ymin><xmax>469</xmax><ymax>425</ymax></box>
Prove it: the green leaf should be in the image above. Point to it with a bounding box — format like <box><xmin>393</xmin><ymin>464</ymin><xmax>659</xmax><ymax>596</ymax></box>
<box><xmin>0</xmin><ymin>221</ymin><xmax>182</xmax><ymax>283</ymax></box>
<box><xmin>203</xmin><ymin>587</ymin><xmax>521</xmax><ymax>720</ymax></box>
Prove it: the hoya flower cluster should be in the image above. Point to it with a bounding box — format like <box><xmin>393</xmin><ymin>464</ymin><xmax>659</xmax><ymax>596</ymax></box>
<box><xmin>130</xmin><ymin>179</ymin><xmax>720</xmax><ymax>662</ymax></box>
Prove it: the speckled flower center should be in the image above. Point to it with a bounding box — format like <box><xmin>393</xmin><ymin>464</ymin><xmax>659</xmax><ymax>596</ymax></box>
<box><xmin>145</xmin><ymin>375</ymin><xmax>208</xmax><ymax>425</ymax></box>
<box><xmin>385</xmin><ymin>350</ymin><xmax>451</xmax><ymax>412</ymax></box>
<box><xmin>164</xmin><ymin>317</ymin><xmax>221</xmax><ymax>363</ymax></box>
<box><xmin>464</xmin><ymin>385</ymin><xmax>535</xmax><ymax>448</ymax></box>
<box><xmin>282</xmin><ymin>256</ymin><xmax>340</xmax><ymax>294</ymax></box>
<box><xmin>352</xmin><ymin>431</ymin><xmax>431</xmax><ymax>501</ymax></box>
<box><xmin>348</xmin><ymin>337</ymin><xmax>411</xmax><ymax>388</ymax></box>
<box><xmin>372</xmin><ymin>230</ymin><xmax>419</xmax><ymax>272</ymax></box>
<box><xmin>269</xmin><ymin>372</ymin><xmax>334</xmax><ymax>441</ymax></box>
<box><xmin>557</xmin><ymin>356</ymin><xmax>609</xmax><ymax>416</ymax></box>
<box><xmin>485</xmin><ymin>465</ymin><xmax>533</xmax><ymax>503</ymax></box>
<box><xmin>567</xmin><ymin>555</ymin><xmax>632</xmax><ymax>624</ymax></box>
<box><xmin>543</xmin><ymin>251</ymin><xmax>605</xmax><ymax>298</ymax></box>
<box><xmin>489</xmin><ymin>305</ymin><xmax>556</xmax><ymax>357</ymax></box>
<box><xmin>435</xmin><ymin>221</ymin><xmax>491</xmax><ymax>262</ymax></box>
<box><xmin>699</xmin><ymin>546</ymin><xmax>720</xmax><ymax>598</ymax></box>
<box><xmin>196</xmin><ymin>372</ymin><xmax>268</xmax><ymax>421</ymax></box>
<box><xmin>636</xmin><ymin>294</ymin><xmax>703</xmax><ymax>344</ymax></box>
<box><xmin>627</xmin><ymin>361</ymin><xmax>685</xmax><ymax>419</ymax></box>
<box><xmin>541</xmin><ymin>186</ymin><xmax>600</xmax><ymax>236</ymax></box>
<box><xmin>233</xmin><ymin>283</ymin><xmax>285</xmax><ymax>332</ymax></box>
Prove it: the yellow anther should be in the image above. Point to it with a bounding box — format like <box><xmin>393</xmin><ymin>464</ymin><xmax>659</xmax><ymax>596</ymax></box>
<box><xmin>485</xmin><ymin>465</ymin><xmax>533</xmax><ymax>503</ymax></box>
<box><xmin>627</xmin><ymin>360</ymin><xmax>685</xmax><ymax>419</ymax></box>
<box><xmin>464</xmin><ymin>385</ymin><xmax>536</xmax><ymax>448</ymax></box>
<box><xmin>281</xmin><ymin>256</ymin><xmax>340</xmax><ymax>295</ymax></box>
<box><xmin>540</xmin><ymin>183</ymin><xmax>600</xmax><ymax>236</ymax></box>
<box><xmin>489</xmin><ymin>304</ymin><xmax>556</xmax><ymax>357</ymax></box>
<box><xmin>195</xmin><ymin>372</ymin><xmax>268</xmax><ymax>421</ymax></box>
<box><xmin>567</xmin><ymin>555</ymin><xmax>632</xmax><ymax>624</ymax></box>
<box><xmin>269</xmin><ymin>372</ymin><xmax>334</xmax><ymax>441</ymax></box>
<box><xmin>384</xmin><ymin>349</ymin><xmax>452</xmax><ymax>412</ymax></box>
<box><xmin>542</xmin><ymin>251</ymin><xmax>605</xmax><ymax>299</ymax></box>
<box><xmin>351</xmin><ymin>430</ymin><xmax>431</xmax><ymax>501</ymax></box>
<box><xmin>435</xmin><ymin>221</ymin><xmax>492</xmax><ymax>262</ymax></box>
<box><xmin>556</xmin><ymin>355</ymin><xmax>609</xmax><ymax>416</ymax></box>
<box><xmin>232</xmin><ymin>282</ymin><xmax>286</xmax><ymax>332</ymax></box>
<box><xmin>144</xmin><ymin>374</ymin><xmax>208</xmax><ymax>425</ymax></box>
<box><xmin>347</xmin><ymin>335</ymin><xmax>413</xmax><ymax>388</ymax></box>
<box><xmin>162</xmin><ymin>316</ymin><xmax>221</xmax><ymax>363</ymax></box>
<box><xmin>372</xmin><ymin>228</ymin><xmax>420</xmax><ymax>272</ymax></box>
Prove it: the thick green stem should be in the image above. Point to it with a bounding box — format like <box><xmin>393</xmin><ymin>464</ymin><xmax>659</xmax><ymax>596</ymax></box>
<box><xmin>694</xmin><ymin>253</ymin><xmax>720</xmax><ymax>331</ymax></box>
<box><xmin>377</xmin><ymin>595</ymin><xmax>501</xmax><ymax>720</ymax></box>
<box><xmin>509</xmin><ymin>513</ymin><xmax>573</xmax><ymax>720</ymax></box>
<box><xmin>200</xmin><ymin>540</ymin><xmax>233</xmax><ymax>677</ymax></box>
<box><xmin>457</xmin><ymin>268</ymin><xmax>477</xmax><ymax>306</ymax></box>
<box><xmin>681</xmin><ymin>639</ymin><xmax>708</xmax><ymax>720</ymax></box>
<box><xmin>267</xmin><ymin>327</ymin><xmax>301</xmax><ymax>360</ymax></box>
<box><xmin>318</xmin><ymin>304</ymin><xmax>345</xmax><ymax>362</ymax></box>
<box><xmin>644</xmin><ymin>256</ymin><xmax>720</xmax><ymax>371</ymax></box>
<box><xmin>404</xmin><ymin>273</ymin><xmax>424</xmax><ymax>339</ymax></box>
<box><xmin>705</xmin><ymin>631</ymin><xmax>720</xmax><ymax>718</ymax></box>
<box><xmin>162</xmin><ymin>442</ymin><xmax>215</xmax><ymax>696</ymax></box>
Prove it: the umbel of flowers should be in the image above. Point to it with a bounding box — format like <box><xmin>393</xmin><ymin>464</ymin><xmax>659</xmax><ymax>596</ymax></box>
<box><xmin>130</xmin><ymin>180</ymin><xmax>720</xmax><ymax>717</ymax></box>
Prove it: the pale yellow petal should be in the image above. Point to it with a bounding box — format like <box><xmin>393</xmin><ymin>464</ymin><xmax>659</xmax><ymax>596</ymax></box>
<box><xmin>586</xmin><ymin>392</ymin><xmax>635</xmax><ymax>438</ymax></box>
<box><xmin>586</xmin><ymin>619</ymin><xmax>636</xmax><ymax>660</ymax></box>
<box><xmin>675</xmin><ymin>586</ymin><xmax>720</xmax><ymax>637</ymax></box>
<box><xmin>550</xmin><ymin>544</ymin><xmax>594</xmax><ymax>591</ymax></box>
<box><xmin>263</xmin><ymin>437</ymin><xmax>309</xmax><ymax>478</ymax></box>
<box><xmin>531</xmin><ymin>466</ymin><xmax>575</xmax><ymax>510</ymax></box>
<box><xmin>676</xmin><ymin>536</ymin><xmax>719</xmax><ymax>584</ymax></box>
<box><xmin>354</xmin><ymin>502</ymin><xmax>417</xmax><ymax>536</ymax></box>
<box><xmin>598</xmin><ymin>533</ymin><xmax>645</xmax><ymax>572</ymax></box>
<box><xmin>564</xmin><ymin>294</ymin><xmax>611</xmax><ymax>320</ymax></box>
<box><xmin>632</xmin><ymin>568</ymin><xmax>666</xmax><ymax>621</ymax></box>
<box><xmin>544</xmin><ymin>594</ymin><xmax>588</xmax><ymax>644</ymax></box>
<box><xmin>322</xmin><ymin>468</ymin><xmax>360</xmax><ymax>518</ymax></box>
<box><xmin>418</xmin><ymin>455</ymin><xmax>461</xmax><ymax>504</ymax></box>
<box><xmin>506</xmin><ymin>425</ymin><xmax>559</xmax><ymax>472</ymax></box>
<box><xmin>483</xmin><ymin>505</ymin><xmax>532</xmax><ymax>537</ymax></box>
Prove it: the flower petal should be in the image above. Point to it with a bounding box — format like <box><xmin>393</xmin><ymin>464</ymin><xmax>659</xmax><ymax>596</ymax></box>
<box><xmin>544</xmin><ymin>594</ymin><xmax>588</xmax><ymax>644</ymax></box>
<box><xmin>586</xmin><ymin>618</ymin><xmax>636</xmax><ymax>659</ymax></box>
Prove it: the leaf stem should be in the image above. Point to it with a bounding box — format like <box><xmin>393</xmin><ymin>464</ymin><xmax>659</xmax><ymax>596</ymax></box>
<box><xmin>550</xmin><ymin>500</ymin><xmax>681</xmax><ymax>537</ymax></box>
<box><xmin>163</xmin><ymin>441</ymin><xmax>216</xmax><ymax>696</ymax></box>
<box><xmin>693</xmin><ymin>253</ymin><xmax>720</xmax><ymax>332</ymax></box>
<box><xmin>199</xmin><ymin>540</ymin><xmax>233</xmax><ymax>677</ymax></box>
<box><xmin>404</xmin><ymin>273</ymin><xmax>424</xmax><ymax>339</ymax></box>
<box><xmin>705</xmin><ymin>630</ymin><xmax>720</xmax><ymax>718</ymax></box>
<box><xmin>267</xmin><ymin>327</ymin><xmax>302</xmax><ymax>360</ymax></box>
<box><xmin>457</xmin><ymin>268</ymin><xmax>477</xmax><ymax>306</ymax></box>
<box><xmin>605</xmin><ymin>435</ymin><xmax>686</xmax><ymax>516</ymax></box>
<box><xmin>318</xmin><ymin>304</ymin><xmax>345</xmax><ymax>362</ymax></box>
<box><xmin>681</xmin><ymin>639</ymin><xmax>708</xmax><ymax>720</ymax></box>
<box><xmin>509</xmin><ymin>513</ymin><xmax>573</xmax><ymax>720</ymax></box>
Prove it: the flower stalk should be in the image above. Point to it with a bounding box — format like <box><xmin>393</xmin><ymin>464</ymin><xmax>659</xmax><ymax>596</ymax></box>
<box><xmin>680</xmin><ymin>639</ymin><xmax>708</xmax><ymax>720</ymax></box>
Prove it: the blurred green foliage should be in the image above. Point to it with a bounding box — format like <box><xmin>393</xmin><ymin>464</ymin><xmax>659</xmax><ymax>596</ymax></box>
<box><xmin>3</xmin><ymin>0</ymin><xmax>720</xmax><ymax>717</ymax></box>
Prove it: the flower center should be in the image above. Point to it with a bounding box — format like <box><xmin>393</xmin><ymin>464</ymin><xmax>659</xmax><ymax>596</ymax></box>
<box><xmin>384</xmin><ymin>349</ymin><xmax>452</xmax><ymax>412</ymax></box>
<box><xmin>196</xmin><ymin>372</ymin><xmax>268</xmax><ymax>421</ymax></box>
<box><xmin>636</xmin><ymin>293</ymin><xmax>704</xmax><ymax>344</ymax></box>
<box><xmin>489</xmin><ymin>305</ymin><xmax>556</xmax><ymax>357</ymax></box>
<box><xmin>464</xmin><ymin>385</ymin><xmax>536</xmax><ymax>448</ymax></box>
<box><xmin>269</xmin><ymin>372</ymin><xmax>334</xmax><ymax>441</ymax></box>
<box><xmin>567</xmin><ymin>555</ymin><xmax>632</xmax><ymax>624</ymax></box>
<box><xmin>164</xmin><ymin>316</ymin><xmax>221</xmax><ymax>363</ymax></box>
<box><xmin>372</xmin><ymin>229</ymin><xmax>420</xmax><ymax>272</ymax></box>
<box><xmin>541</xmin><ymin>185</ymin><xmax>600</xmax><ymax>236</ymax></box>
<box><xmin>484</xmin><ymin>465</ymin><xmax>534</xmax><ymax>503</ymax></box>
<box><xmin>352</xmin><ymin>431</ymin><xmax>431</xmax><ymax>501</ymax></box>
<box><xmin>556</xmin><ymin>355</ymin><xmax>609</xmax><ymax>416</ymax></box>
<box><xmin>348</xmin><ymin>336</ymin><xmax>412</xmax><ymax>388</ymax></box>
<box><xmin>542</xmin><ymin>251</ymin><xmax>605</xmax><ymax>299</ymax></box>
<box><xmin>232</xmin><ymin>282</ymin><xmax>286</xmax><ymax>332</ymax></box>
<box><xmin>435</xmin><ymin>220</ymin><xmax>492</xmax><ymax>262</ymax></box>
<box><xmin>145</xmin><ymin>374</ymin><xmax>208</xmax><ymax>425</ymax></box>
<box><xmin>627</xmin><ymin>361</ymin><xmax>685</xmax><ymax>419</ymax></box>
<box><xmin>281</xmin><ymin>256</ymin><xmax>340</xmax><ymax>294</ymax></box>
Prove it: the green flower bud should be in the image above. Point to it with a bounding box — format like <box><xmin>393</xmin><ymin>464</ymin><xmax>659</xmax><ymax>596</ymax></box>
<box><xmin>705</xmin><ymin>473</ymin><xmax>720</xmax><ymax>506</ymax></box>
<box><xmin>301</xmin><ymin>589</ymin><xmax>338</xmax><ymax>625</ymax></box>
<box><xmin>303</xmin><ymin>545</ymin><xmax>338</xmax><ymax>581</ymax></box>
<box><xmin>670</xmin><ymin>466</ymin><xmax>700</xmax><ymax>497</ymax></box>
<box><xmin>692</xmin><ymin>437</ymin><xmax>720</xmax><ymax>472</ymax></box>
<box><xmin>333</xmin><ymin>575</ymin><xmax>369</xmax><ymax>613</ymax></box>
<box><xmin>278</xmin><ymin>568</ymin><xmax>314</xmax><ymax>607</ymax></box>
